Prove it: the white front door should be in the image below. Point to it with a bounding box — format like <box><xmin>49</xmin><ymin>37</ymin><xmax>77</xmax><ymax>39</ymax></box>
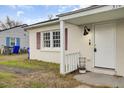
<box><xmin>94</xmin><ymin>23</ymin><xmax>116</xmax><ymax>69</ymax></box>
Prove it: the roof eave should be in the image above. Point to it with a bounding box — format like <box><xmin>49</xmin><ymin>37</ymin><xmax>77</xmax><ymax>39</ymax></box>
<box><xmin>0</xmin><ymin>24</ymin><xmax>28</xmax><ymax>32</ymax></box>
<box><xmin>25</xmin><ymin>19</ymin><xmax>59</xmax><ymax>30</ymax></box>
<box><xmin>57</xmin><ymin>5</ymin><xmax>107</xmax><ymax>17</ymax></box>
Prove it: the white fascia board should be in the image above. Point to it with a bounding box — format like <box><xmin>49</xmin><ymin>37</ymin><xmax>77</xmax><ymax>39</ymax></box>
<box><xmin>25</xmin><ymin>20</ymin><xmax>60</xmax><ymax>30</ymax></box>
<box><xmin>59</xmin><ymin>6</ymin><xmax>124</xmax><ymax>21</ymax></box>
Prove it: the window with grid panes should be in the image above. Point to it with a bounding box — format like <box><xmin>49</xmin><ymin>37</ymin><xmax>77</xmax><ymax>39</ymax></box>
<box><xmin>43</xmin><ymin>32</ymin><xmax>50</xmax><ymax>47</ymax></box>
<box><xmin>53</xmin><ymin>32</ymin><xmax>60</xmax><ymax>47</ymax></box>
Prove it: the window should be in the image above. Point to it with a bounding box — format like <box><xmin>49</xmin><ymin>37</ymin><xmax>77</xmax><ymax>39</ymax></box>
<box><xmin>42</xmin><ymin>31</ymin><xmax>60</xmax><ymax>48</ymax></box>
<box><xmin>10</xmin><ymin>37</ymin><xmax>16</xmax><ymax>47</ymax></box>
<box><xmin>53</xmin><ymin>32</ymin><xmax>60</xmax><ymax>47</ymax></box>
<box><xmin>43</xmin><ymin>32</ymin><xmax>50</xmax><ymax>47</ymax></box>
<box><xmin>6</xmin><ymin>37</ymin><xmax>20</xmax><ymax>47</ymax></box>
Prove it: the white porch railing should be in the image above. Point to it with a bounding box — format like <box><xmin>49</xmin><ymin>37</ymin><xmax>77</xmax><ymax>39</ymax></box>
<box><xmin>64</xmin><ymin>52</ymin><xmax>80</xmax><ymax>74</ymax></box>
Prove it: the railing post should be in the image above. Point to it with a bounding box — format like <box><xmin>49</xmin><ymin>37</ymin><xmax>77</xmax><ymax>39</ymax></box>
<box><xmin>60</xmin><ymin>20</ymin><xmax>65</xmax><ymax>74</ymax></box>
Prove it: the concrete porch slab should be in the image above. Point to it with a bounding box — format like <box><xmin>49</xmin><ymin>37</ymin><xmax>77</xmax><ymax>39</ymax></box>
<box><xmin>74</xmin><ymin>72</ymin><xmax>124</xmax><ymax>88</ymax></box>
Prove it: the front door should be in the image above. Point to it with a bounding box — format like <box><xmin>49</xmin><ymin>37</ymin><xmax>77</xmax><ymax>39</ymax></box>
<box><xmin>94</xmin><ymin>23</ymin><xmax>115</xmax><ymax>69</ymax></box>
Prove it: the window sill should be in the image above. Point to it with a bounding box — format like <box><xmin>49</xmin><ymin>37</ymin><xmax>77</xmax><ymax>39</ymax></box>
<box><xmin>40</xmin><ymin>48</ymin><xmax>60</xmax><ymax>52</ymax></box>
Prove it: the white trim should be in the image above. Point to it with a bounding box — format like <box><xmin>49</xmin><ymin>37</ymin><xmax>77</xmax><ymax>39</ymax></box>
<box><xmin>114</xmin><ymin>22</ymin><xmax>117</xmax><ymax>73</ymax></box>
<box><xmin>59</xmin><ymin>6</ymin><xmax>113</xmax><ymax>20</ymax></box>
<box><xmin>111</xmin><ymin>22</ymin><xmax>116</xmax><ymax>70</ymax></box>
<box><xmin>59</xmin><ymin>6</ymin><xmax>124</xmax><ymax>21</ymax></box>
<box><xmin>26</xmin><ymin>20</ymin><xmax>59</xmax><ymax>30</ymax></box>
<box><xmin>40</xmin><ymin>30</ymin><xmax>60</xmax><ymax>51</ymax></box>
<box><xmin>92</xmin><ymin>24</ymin><xmax>95</xmax><ymax>68</ymax></box>
<box><xmin>60</xmin><ymin>20</ymin><xmax>65</xmax><ymax>74</ymax></box>
<box><xmin>40</xmin><ymin>31</ymin><xmax>61</xmax><ymax>52</ymax></box>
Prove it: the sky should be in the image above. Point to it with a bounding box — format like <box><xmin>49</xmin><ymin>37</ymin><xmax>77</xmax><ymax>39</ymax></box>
<box><xmin>0</xmin><ymin>5</ymin><xmax>90</xmax><ymax>25</ymax></box>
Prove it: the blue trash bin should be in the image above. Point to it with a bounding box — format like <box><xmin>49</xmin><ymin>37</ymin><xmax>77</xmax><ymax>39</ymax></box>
<box><xmin>13</xmin><ymin>46</ymin><xmax>20</xmax><ymax>54</ymax></box>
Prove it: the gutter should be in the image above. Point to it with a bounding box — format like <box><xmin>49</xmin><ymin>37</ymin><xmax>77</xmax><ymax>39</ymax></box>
<box><xmin>25</xmin><ymin>18</ymin><xmax>59</xmax><ymax>30</ymax></box>
<box><xmin>57</xmin><ymin>5</ymin><xmax>107</xmax><ymax>17</ymax></box>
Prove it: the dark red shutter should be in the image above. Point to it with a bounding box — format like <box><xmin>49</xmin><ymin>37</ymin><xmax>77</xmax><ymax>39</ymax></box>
<box><xmin>65</xmin><ymin>28</ymin><xmax>68</xmax><ymax>50</ymax></box>
<box><xmin>36</xmin><ymin>32</ymin><xmax>41</xmax><ymax>49</ymax></box>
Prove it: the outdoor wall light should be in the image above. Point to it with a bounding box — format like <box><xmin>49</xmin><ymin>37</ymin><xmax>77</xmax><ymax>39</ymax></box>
<box><xmin>83</xmin><ymin>26</ymin><xmax>90</xmax><ymax>36</ymax></box>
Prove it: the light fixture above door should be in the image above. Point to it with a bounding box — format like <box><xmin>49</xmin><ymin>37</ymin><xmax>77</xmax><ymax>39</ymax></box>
<box><xmin>83</xmin><ymin>25</ymin><xmax>90</xmax><ymax>36</ymax></box>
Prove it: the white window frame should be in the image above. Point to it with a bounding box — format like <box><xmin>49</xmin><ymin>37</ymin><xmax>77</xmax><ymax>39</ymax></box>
<box><xmin>41</xmin><ymin>30</ymin><xmax>60</xmax><ymax>51</ymax></box>
<box><xmin>52</xmin><ymin>31</ymin><xmax>60</xmax><ymax>48</ymax></box>
<box><xmin>43</xmin><ymin>32</ymin><xmax>51</xmax><ymax>48</ymax></box>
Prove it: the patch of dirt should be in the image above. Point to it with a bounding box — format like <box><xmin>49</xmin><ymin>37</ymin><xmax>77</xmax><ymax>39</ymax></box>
<box><xmin>12</xmin><ymin>71</ymin><xmax>81</xmax><ymax>88</ymax></box>
<box><xmin>0</xmin><ymin>65</ymin><xmax>34</xmax><ymax>75</ymax></box>
<box><xmin>76</xmin><ymin>85</ymin><xmax>91</xmax><ymax>88</ymax></box>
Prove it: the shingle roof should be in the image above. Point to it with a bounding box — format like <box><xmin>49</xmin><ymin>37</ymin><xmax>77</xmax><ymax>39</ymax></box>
<box><xmin>22</xmin><ymin>6</ymin><xmax>109</xmax><ymax>30</ymax></box>
<box><xmin>27</xmin><ymin>18</ymin><xmax>59</xmax><ymax>27</ymax></box>
<box><xmin>0</xmin><ymin>24</ymin><xmax>28</xmax><ymax>32</ymax></box>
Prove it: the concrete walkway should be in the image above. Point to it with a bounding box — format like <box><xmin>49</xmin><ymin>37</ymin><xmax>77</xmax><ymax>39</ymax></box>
<box><xmin>74</xmin><ymin>72</ymin><xmax>124</xmax><ymax>88</ymax></box>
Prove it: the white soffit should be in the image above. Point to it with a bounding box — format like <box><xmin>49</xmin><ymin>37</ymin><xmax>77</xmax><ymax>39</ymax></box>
<box><xmin>64</xmin><ymin>6</ymin><xmax>124</xmax><ymax>25</ymax></box>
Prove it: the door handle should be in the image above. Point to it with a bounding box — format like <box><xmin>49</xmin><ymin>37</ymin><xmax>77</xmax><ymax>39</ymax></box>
<box><xmin>94</xmin><ymin>48</ymin><xmax>97</xmax><ymax>52</ymax></box>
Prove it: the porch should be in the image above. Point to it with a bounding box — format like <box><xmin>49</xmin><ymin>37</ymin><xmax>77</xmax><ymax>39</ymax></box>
<box><xmin>59</xmin><ymin>6</ymin><xmax>124</xmax><ymax>76</ymax></box>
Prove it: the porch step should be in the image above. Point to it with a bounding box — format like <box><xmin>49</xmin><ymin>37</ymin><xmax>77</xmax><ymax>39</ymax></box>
<box><xmin>92</xmin><ymin>67</ymin><xmax>116</xmax><ymax>75</ymax></box>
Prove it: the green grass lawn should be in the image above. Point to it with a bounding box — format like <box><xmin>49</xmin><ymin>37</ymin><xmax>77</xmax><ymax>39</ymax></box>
<box><xmin>0</xmin><ymin>71</ymin><xmax>17</xmax><ymax>87</ymax></box>
<box><xmin>0</xmin><ymin>55</ymin><xmax>81</xmax><ymax>88</ymax></box>
<box><xmin>0</xmin><ymin>60</ymin><xmax>59</xmax><ymax>72</ymax></box>
<box><xmin>0</xmin><ymin>71</ymin><xmax>16</xmax><ymax>80</ymax></box>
